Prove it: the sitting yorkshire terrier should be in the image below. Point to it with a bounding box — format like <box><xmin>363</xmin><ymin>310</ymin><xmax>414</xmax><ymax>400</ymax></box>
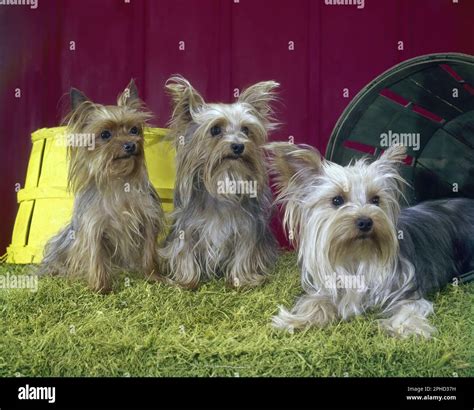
<box><xmin>38</xmin><ymin>81</ymin><xmax>165</xmax><ymax>293</ymax></box>
<box><xmin>160</xmin><ymin>76</ymin><xmax>279</xmax><ymax>289</ymax></box>
<box><xmin>267</xmin><ymin>142</ymin><xmax>474</xmax><ymax>338</ymax></box>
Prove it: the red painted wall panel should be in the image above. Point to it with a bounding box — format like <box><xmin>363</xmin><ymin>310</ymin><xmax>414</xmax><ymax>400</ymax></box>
<box><xmin>0</xmin><ymin>0</ymin><xmax>473</xmax><ymax>254</ymax></box>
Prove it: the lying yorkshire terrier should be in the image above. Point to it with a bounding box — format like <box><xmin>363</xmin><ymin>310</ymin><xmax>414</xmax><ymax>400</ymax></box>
<box><xmin>38</xmin><ymin>81</ymin><xmax>165</xmax><ymax>293</ymax></box>
<box><xmin>267</xmin><ymin>143</ymin><xmax>474</xmax><ymax>338</ymax></box>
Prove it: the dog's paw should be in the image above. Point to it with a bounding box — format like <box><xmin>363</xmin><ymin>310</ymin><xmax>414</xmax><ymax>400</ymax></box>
<box><xmin>272</xmin><ymin>306</ymin><xmax>304</xmax><ymax>332</ymax></box>
<box><xmin>378</xmin><ymin>315</ymin><xmax>437</xmax><ymax>339</ymax></box>
<box><xmin>272</xmin><ymin>296</ymin><xmax>337</xmax><ymax>332</ymax></box>
<box><xmin>227</xmin><ymin>273</ymin><xmax>266</xmax><ymax>289</ymax></box>
<box><xmin>378</xmin><ymin>298</ymin><xmax>436</xmax><ymax>339</ymax></box>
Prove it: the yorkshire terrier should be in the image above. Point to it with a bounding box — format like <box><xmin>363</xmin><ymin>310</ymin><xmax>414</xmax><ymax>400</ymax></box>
<box><xmin>267</xmin><ymin>142</ymin><xmax>474</xmax><ymax>338</ymax></box>
<box><xmin>38</xmin><ymin>80</ymin><xmax>165</xmax><ymax>293</ymax></box>
<box><xmin>159</xmin><ymin>76</ymin><xmax>279</xmax><ymax>289</ymax></box>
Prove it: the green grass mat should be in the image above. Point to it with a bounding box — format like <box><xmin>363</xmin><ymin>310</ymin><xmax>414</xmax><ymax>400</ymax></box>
<box><xmin>0</xmin><ymin>253</ymin><xmax>472</xmax><ymax>377</ymax></box>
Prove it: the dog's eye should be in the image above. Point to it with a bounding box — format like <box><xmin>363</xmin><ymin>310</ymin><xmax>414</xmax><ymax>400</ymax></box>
<box><xmin>100</xmin><ymin>130</ymin><xmax>112</xmax><ymax>140</ymax></box>
<box><xmin>129</xmin><ymin>126</ymin><xmax>139</xmax><ymax>135</ymax></box>
<box><xmin>332</xmin><ymin>196</ymin><xmax>345</xmax><ymax>207</ymax></box>
<box><xmin>370</xmin><ymin>196</ymin><xmax>380</xmax><ymax>206</ymax></box>
<box><xmin>241</xmin><ymin>126</ymin><xmax>249</xmax><ymax>136</ymax></box>
<box><xmin>210</xmin><ymin>125</ymin><xmax>221</xmax><ymax>136</ymax></box>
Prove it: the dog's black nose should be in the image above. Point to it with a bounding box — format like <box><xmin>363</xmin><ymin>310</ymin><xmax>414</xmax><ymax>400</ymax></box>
<box><xmin>356</xmin><ymin>217</ymin><xmax>373</xmax><ymax>232</ymax></box>
<box><xmin>231</xmin><ymin>143</ymin><xmax>245</xmax><ymax>155</ymax></box>
<box><xmin>123</xmin><ymin>142</ymin><xmax>136</xmax><ymax>154</ymax></box>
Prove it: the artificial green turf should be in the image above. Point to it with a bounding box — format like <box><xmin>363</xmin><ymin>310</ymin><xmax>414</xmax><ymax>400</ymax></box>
<box><xmin>0</xmin><ymin>252</ymin><xmax>472</xmax><ymax>377</ymax></box>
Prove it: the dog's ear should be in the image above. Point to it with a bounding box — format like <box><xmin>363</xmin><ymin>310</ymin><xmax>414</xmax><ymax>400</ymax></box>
<box><xmin>371</xmin><ymin>144</ymin><xmax>408</xmax><ymax>200</ymax></box>
<box><xmin>380</xmin><ymin>144</ymin><xmax>407</xmax><ymax>163</ymax></box>
<box><xmin>165</xmin><ymin>75</ymin><xmax>204</xmax><ymax>125</ymax></box>
<box><xmin>266</xmin><ymin>142</ymin><xmax>322</xmax><ymax>191</ymax></box>
<box><xmin>117</xmin><ymin>79</ymin><xmax>141</xmax><ymax>109</ymax></box>
<box><xmin>266</xmin><ymin>142</ymin><xmax>322</xmax><ymax>243</ymax></box>
<box><xmin>67</xmin><ymin>88</ymin><xmax>95</xmax><ymax>127</ymax></box>
<box><xmin>70</xmin><ymin>88</ymin><xmax>89</xmax><ymax>111</ymax></box>
<box><xmin>238</xmin><ymin>81</ymin><xmax>279</xmax><ymax>129</ymax></box>
<box><xmin>373</xmin><ymin>144</ymin><xmax>407</xmax><ymax>174</ymax></box>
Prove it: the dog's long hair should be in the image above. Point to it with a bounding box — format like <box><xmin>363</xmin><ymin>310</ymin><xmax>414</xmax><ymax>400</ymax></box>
<box><xmin>267</xmin><ymin>142</ymin><xmax>474</xmax><ymax>338</ymax></box>
<box><xmin>39</xmin><ymin>81</ymin><xmax>165</xmax><ymax>293</ymax></box>
<box><xmin>270</xmin><ymin>144</ymin><xmax>407</xmax><ymax>299</ymax></box>
<box><xmin>160</xmin><ymin>76</ymin><xmax>279</xmax><ymax>289</ymax></box>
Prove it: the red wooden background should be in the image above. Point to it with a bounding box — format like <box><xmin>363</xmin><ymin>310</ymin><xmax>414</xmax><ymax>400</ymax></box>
<box><xmin>0</xmin><ymin>0</ymin><xmax>473</xmax><ymax>254</ymax></box>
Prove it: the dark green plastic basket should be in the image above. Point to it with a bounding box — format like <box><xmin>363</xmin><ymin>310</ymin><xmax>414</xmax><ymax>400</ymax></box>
<box><xmin>326</xmin><ymin>53</ymin><xmax>474</xmax><ymax>204</ymax></box>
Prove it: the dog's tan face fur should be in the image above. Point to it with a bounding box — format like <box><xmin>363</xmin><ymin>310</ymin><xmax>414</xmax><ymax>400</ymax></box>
<box><xmin>66</xmin><ymin>81</ymin><xmax>152</xmax><ymax>191</ymax></box>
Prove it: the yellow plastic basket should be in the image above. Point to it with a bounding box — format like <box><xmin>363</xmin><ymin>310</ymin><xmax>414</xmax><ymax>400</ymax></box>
<box><xmin>6</xmin><ymin>127</ymin><xmax>175</xmax><ymax>264</ymax></box>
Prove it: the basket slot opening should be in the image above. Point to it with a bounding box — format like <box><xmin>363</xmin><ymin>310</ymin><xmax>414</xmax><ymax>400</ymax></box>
<box><xmin>24</xmin><ymin>201</ymin><xmax>36</xmax><ymax>247</ymax></box>
<box><xmin>439</xmin><ymin>64</ymin><xmax>464</xmax><ymax>82</ymax></box>
<box><xmin>412</xmin><ymin>105</ymin><xmax>444</xmax><ymax>123</ymax></box>
<box><xmin>463</xmin><ymin>84</ymin><xmax>474</xmax><ymax>96</ymax></box>
<box><xmin>379</xmin><ymin>89</ymin><xmax>410</xmax><ymax>107</ymax></box>
<box><xmin>380</xmin><ymin>88</ymin><xmax>445</xmax><ymax>124</ymax></box>
<box><xmin>440</xmin><ymin>64</ymin><xmax>474</xmax><ymax>95</ymax></box>
<box><xmin>343</xmin><ymin>140</ymin><xmax>376</xmax><ymax>155</ymax></box>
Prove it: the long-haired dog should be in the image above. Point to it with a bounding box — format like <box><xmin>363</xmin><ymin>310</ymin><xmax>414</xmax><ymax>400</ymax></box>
<box><xmin>38</xmin><ymin>80</ymin><xmax>165</xmax><ymax>293</ymax></box>
<box><xmin>159</xmin><ymin>76</ymin><xmax>279</xmax><ymax>289</ymax></box>
<box><xmin>267</xmin><ymin>142</ymin><xmax>474</xmax><ymax>338</ymax></box>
